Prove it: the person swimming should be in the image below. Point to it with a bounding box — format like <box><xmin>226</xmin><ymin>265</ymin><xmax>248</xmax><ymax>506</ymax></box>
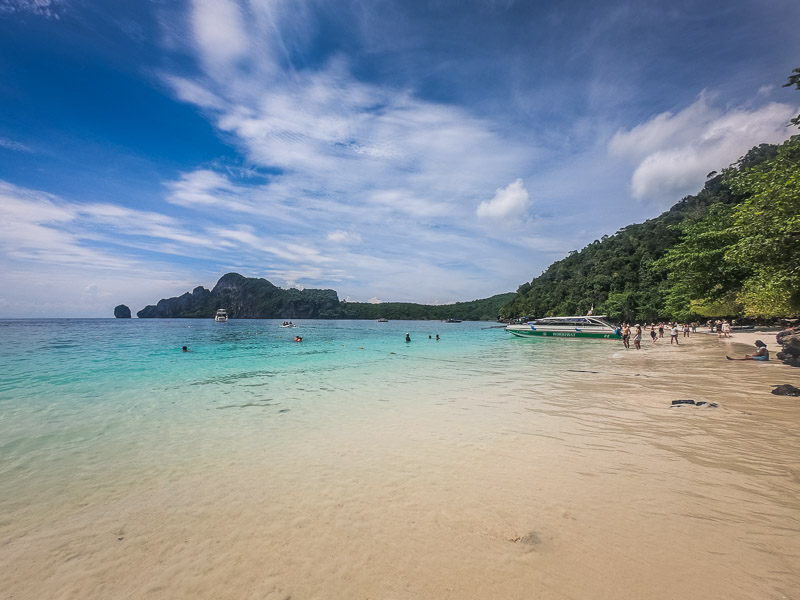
<box><xmin>294</xmin><ymin>336</ymin><xmax>303</xmax><ymax>342</ymax></box>
<box><xmin>405</xmin><ymin>333</ymin><xmax>411</xmax><ymax>342</ymax></box>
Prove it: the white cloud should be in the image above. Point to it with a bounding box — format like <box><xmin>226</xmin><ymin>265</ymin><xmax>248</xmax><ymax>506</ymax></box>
<box><xmin>476</xmin><ymin>178</ymin><xmax>530</xmax><ymax>220</ymax></box>
<box><xmin>327</xmin><ymin>230</ymin><xmax>362</xmax><ymax>244</ymax></box>
<box><xmin>610</xmin><ymin>95</ymin><xmax>797</xmax><ymax>204</ymax></box>
<box><xmin>190</xmin><ymin>0</ymin><xmax>249</xmax><ymax>75</ymax></box>
<box><xmin>367</xmin><ymin>296</ymin><xmax>382</xmax><ymax>304</ymax></box>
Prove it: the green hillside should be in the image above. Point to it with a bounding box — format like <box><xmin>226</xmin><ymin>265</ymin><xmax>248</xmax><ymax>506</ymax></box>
<box><xmin>501</xmin><ymin>135</ymin><xmax>799</xmax><ymax>322</ymax></box>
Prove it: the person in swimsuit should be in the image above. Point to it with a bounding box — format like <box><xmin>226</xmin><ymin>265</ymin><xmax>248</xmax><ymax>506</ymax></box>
<box><xmin>726</xmin><ymin>340</ymin><xmax>769</xmax><ymax>361</ymax></box>
<box><xmin>650</xmin><ymin>324</ymin><xmax>657</xmax><ymax>344</ymax></box>
<box><xmin>622</xmin><ymin>324</ymin><xmax>630</xmax><ymax>349</ymax></box>
<box><xmin>633</xmin><ymin>325</ymin><xmax>642</xmax><ymax>350</ymax></box>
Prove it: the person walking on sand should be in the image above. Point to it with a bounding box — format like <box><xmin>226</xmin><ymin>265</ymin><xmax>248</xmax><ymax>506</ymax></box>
<box><xmin>650</xmin><ymin>323</ymin><xmax>657</xmax><ymax>344</ymax></box>
<box><xmin>622</xmin><ymin>323</ymin><xmax>631</xmax><ymax>349</ymax></box>
<box><xmin>722</xmin><ymin>320</ymin><xmax>731</xmax><ymax>338</ymax></box>
<box><xmin>670</xmin><ymin>323</ymin><xmax>679</xmax><ymax>345</ymax></box>
<box><xmin>683</xmin><ymin>323</ymin><xmax>690</xmax><ymax>338</ymax></box>
<box><xmin>633</xmin><ymin>325</ymin><xmax>642</xmax><ymax>350</ymax></box>
<box><xmin>658</xmin><ymin>323</ymin><xmax>664</xmax><ymax>338</ymax></box>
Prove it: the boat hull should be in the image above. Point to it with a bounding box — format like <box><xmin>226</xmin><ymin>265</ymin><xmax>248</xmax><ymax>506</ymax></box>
<box><xmin>506</xmin><ymin>326</ymin><xmax>620</xmax><ymax>339</ymax></box>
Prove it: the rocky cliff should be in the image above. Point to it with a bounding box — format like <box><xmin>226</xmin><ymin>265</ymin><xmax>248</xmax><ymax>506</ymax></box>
<box><xmin>114</xmin><ymin>304</ymin><xmax>131</xmax><ymax>318</ymax></box>
<box><xmin>137</xmin><ymin>273</ymin><xmax>340</xmax><ymax>319</ymax></box>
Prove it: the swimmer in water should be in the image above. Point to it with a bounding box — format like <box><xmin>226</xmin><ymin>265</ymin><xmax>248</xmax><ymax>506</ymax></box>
<box><xmin>405</xmin><ymin>333</ymin><xmax>411</xmax><ymax>342</ymax></box>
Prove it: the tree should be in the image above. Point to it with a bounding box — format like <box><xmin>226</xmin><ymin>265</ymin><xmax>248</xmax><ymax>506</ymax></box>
<box><xmin>784</xmin><ymin>67</ymin><xmax>800</xmax><ymax>127</ymax></box>
<box><xmin>724</xmin><ymin>135</ymin><xmax>800</xmax><ymax>316</ymax></box>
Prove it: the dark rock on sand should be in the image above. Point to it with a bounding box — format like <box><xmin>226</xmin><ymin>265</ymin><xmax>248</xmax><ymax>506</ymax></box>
<box><xmin>671</xmin><ymin>399</ymin><xmax>718</xmax><ymax>408</ymax></box>
<box><xmin>771</xmin><ymin>384</ymin><xmax>800</xmax><ymax>396</ymax></box>
<box><xmin>776</xmin><ymin>329</ymin><xmax>800</xmax><ymax>367</ymax></box>
<box><xmin>114</xmin><ymin>304</ymin><xmax>131</xmax><ymax>318</ymax></box>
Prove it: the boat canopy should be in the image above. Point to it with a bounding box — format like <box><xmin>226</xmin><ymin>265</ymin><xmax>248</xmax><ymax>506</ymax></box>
<box><xmin>531</xmin><ymin>315</ymin><xmax>613</xmax><ymax>326</ymax></box>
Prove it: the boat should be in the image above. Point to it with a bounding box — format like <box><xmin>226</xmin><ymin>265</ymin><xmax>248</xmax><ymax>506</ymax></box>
<box><xmin>443</xmin><ymin>318</ymin><xmax>462</xmax><ymax>323</ymax></box>
<box><xmin>280</xmin><ymin>321</ymin><xmax>297</xmax><ymax>328</ymax></box>
<box><xmin>505</xmin><ymin>315</ymin><xmax>620</xmax><ymax>339</ymax></box>
<box><xmin>215</xmin><ymin>309</ymin><xmax>228</xmax><ymax>322</ymax></box>
<box><xmin>377</xmin><ymin>318</ymin><xmax>388</xmax><ymax>322</ymax></box>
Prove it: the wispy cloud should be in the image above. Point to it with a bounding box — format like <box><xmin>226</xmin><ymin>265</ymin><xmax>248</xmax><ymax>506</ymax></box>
<box><xmin>0</xmin><ymin>137</ymin><xmax>32</xmax><ymax>152</ymax></box>
<box><xmin>0</xmin><ymin>0</ymin><xmax>65</xmax><ymax>19</ymax></box>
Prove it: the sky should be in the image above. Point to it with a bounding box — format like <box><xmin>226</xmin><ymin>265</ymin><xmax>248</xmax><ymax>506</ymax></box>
<box><xmin>1</xmin><ymin>0</ymin><xmax>798</xmax><ymax>317</ymax></box>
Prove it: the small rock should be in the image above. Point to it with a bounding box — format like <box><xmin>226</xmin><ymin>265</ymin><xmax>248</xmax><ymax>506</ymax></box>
<box><xmin>771</xmin><ymin>384</ymin><xmax>800</xmax><ymax>396</ymax></box>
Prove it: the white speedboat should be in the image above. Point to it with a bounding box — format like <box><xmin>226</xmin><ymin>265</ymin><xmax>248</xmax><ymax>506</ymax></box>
<box><xmin>506</xmin><ymin>315</ymin><xmax>620</xmax><ymax>339</ymax></box>
<box><xmin>280</xmin><ymin>322</ymin><xmax>297</xmax><ymax>328</ymax></box>
<box><xmin>215</xmin><ymin>309</ymin><xmax>228</xmax><ymax>322</ymax></box>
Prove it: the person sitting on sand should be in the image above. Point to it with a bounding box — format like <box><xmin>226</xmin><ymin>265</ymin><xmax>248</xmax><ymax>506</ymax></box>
<box><xmin>727</xmin><ymin>340</ymin><xmax>769</xmax><ymax>361</ymax></box>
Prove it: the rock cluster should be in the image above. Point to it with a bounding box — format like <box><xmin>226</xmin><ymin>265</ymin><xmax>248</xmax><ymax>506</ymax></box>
<box><xmin>775</xmin><ymin>328</ymin><xmax>800</xmax><ymax>367</ymax></box>
<box><xmin>114</xmin><ymin>304</ymin><xmax>132</xmax><ymax>318</ymax></box>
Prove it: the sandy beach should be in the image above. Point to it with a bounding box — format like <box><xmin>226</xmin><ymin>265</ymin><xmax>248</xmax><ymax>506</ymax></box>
<box><xmin>1</xmin><ymin>325</ymin><xmax>798</xmax><ymax>600</ymax></box>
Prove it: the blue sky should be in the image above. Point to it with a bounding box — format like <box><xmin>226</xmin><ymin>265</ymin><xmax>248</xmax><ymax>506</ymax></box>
<box><xmin>1</xmin><ymin>0</ymin><xmax>798</xmax><ymax>317</ymax></box>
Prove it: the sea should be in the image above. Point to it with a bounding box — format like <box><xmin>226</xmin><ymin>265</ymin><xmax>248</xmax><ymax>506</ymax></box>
<box><xmin>1</xmin><ymin>318</ymin><xmax>798</xmax><ymax>599</ymax></box>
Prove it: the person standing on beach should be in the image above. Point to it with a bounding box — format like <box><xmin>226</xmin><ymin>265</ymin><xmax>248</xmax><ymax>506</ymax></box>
<box><xmin>633</xmin><ymin>325</ymin><xmax>642</xmax><ymax>350</ymax></box>
<box><xmin>683</xmin><ymin>323</ymin><xmax>690</xmax><ymax>338</ymax></box>
<box><xmin>650</xmin><ymin>324</ymin><xmax>657</xmax><ymax>344</ymax></box>
<box><xmin>670</xmin><ymin>323</ymin><xmax>679</xmax><ymax>345</ymax></box>
<box><xmin>658</xmin><ymin>323</ymin><xmax>664</xmax><ymax>338</ymax></box>
<box><xmin>722</xmin><ymin>320</ymin><xmax>731</xmax><ymax>338</ymax></box>
<box><xmin>622</xmin><ymin>324</ymin><xmax>631</xmax><ymax>349</ymax></box>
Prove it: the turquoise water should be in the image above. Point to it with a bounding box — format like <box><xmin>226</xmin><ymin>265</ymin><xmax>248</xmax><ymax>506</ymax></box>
<box><xmin>0</xmin><ymin>319</ymin><xmax>538</xmax><ymax>505</ymax></box>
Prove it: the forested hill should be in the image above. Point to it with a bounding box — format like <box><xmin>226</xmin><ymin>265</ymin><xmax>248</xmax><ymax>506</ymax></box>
<box><xmin>324</xmin><ymin>293</ymin><xmax>516</xmax><ymax>321</ymax></box>
<box><xmin>500</xmin><ymin>135</ymin><xmax>800</xmax><ymax>322</ymax></box>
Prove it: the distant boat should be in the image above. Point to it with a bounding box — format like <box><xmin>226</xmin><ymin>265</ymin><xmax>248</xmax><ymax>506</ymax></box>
<box><xmin>280</xmin><ymin>321</ymin><xmax>297</xmax><ymax>328</ymax></box>
<box><xmin>506</xmin><ymin>315</ymin><xmax>620</xmax><ymax>339</ymax></box>
<box><xmin>443</xmin><ymin>318</ymin><xmax>462</xmax><ymax>323</ymax></box>
<box><xmin>377</xmin><ymin>318</ymin><xmax>388</xmax><ymax>322</ymax></box>
<box><xmin>215</xmin><ymin>309</ymin><xmax>228</xmax><ymax>322</ymax></box>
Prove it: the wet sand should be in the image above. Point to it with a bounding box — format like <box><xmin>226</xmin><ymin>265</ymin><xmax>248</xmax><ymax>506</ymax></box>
<box><xmin>2</xmin><ymin>333</ymin><xmax>799</xmax><ymax>599</ymax></box>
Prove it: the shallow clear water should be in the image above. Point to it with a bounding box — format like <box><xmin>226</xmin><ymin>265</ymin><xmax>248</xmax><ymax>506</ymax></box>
<box><xmin>1</xmin><ymin>319</ymin><xmax>798</xmax><ymax>600</ymax></box>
